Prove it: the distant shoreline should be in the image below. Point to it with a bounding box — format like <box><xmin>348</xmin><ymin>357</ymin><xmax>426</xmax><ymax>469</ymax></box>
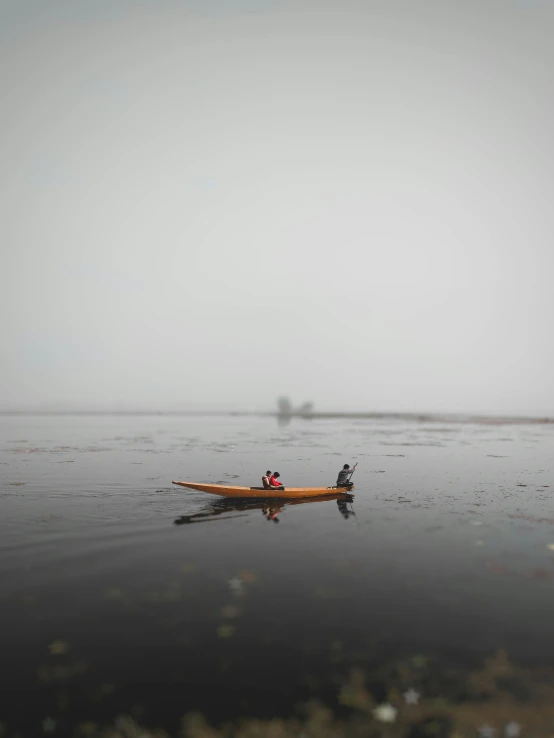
<box><xmin>0</xmin><ymin>410</ymin><xmax>552</xmax><ymax>425</ymax></box>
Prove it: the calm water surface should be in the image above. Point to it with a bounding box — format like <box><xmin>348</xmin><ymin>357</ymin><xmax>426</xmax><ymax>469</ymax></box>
<box><xmin>1</xmin><ymin>414</ymin><xmax>554</xmax><ymax>736</ymax></box>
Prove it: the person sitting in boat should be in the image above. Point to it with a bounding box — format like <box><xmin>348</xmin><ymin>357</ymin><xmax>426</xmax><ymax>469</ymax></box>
<box><xmin>261</xmin><ymin>471</ymin><xmax>272</xmax><ymax>489</ymax></box>
<box><xmin>336</xmin><ymin>464</ymin><xmax>354</xmax><ymax>488</ymax></box>
<box><xmin>268</xmin><ymin>472</ymin><xmax>284</xmax><ymax>489</ymax></box>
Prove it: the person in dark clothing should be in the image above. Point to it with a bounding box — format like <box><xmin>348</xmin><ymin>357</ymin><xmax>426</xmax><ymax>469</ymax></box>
<box><xmin>336</xmin><ymin>464</ymin><xmax>354</xmax><ymax>488</ymax></box>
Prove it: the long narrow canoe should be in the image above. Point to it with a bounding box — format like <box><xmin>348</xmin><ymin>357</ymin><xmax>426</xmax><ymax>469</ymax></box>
<box><xmin>172</xmin><ymin>481</ymin><xmax>353</xmax><ymax>499</ymax></box>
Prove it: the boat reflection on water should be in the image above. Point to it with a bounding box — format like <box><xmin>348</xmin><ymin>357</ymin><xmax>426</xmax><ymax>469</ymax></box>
<box><xmin>174</xmin><ymin>493</ymin><xmax>355</xmax><ymax>526</ymax></box>
<box><xmin>336</xmin><ymin>495</ymin><xmax>356</xmax><ymax>519</ymax></box>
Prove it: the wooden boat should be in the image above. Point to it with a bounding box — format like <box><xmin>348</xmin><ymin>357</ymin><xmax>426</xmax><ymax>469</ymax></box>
<box><xmin>172</xmin><ymin>481</ymin><xmax>353</xmax><ymax>499</ymax></box>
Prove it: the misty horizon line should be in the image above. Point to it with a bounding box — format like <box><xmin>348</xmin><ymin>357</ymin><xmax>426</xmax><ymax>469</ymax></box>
<box><xmin>0</xmin><ymin>406</ymin><xmax>553</xmax><ymax>424</ymax></box>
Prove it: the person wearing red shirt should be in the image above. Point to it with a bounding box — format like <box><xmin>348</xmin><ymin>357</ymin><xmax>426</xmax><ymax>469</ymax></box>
<box><xmin>268</xmin><ymin>472</ymin><xmax>283</xmax><ymax>488</ymax></box>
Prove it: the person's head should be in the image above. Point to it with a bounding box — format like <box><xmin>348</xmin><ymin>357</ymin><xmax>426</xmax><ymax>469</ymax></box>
<box><xmin>274</xmin><ymin>472</ymin><xmax>280</xmax><ymax>478</ymax></box>
<box><xmin>266</xmin><ymin>470</ymin><xmax>271</xmax><ymax>476</ymax></box>
<box><xmin>343</xmin><ymin>464</ymin><xmax>350</xmax><ymax>470</ymax></box>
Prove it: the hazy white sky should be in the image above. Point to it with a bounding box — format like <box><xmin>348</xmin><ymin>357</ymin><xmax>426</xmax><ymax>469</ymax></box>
<box><xmin>2</xmin><ymin>0</ymin><xmax>553</xmax><ymax>414</ymax></box>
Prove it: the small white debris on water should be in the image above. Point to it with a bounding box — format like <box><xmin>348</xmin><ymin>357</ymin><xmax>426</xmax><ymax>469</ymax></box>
<box><xmin>403</xmin><ymin>688</ymin><xmax>420</xmax><ymax>705</ymax></box>
<box><xmin>373</xmin><ymin>703</ymin><xmax>397</xmax><ymax>722</ymax></box>
<box><xmin>478</xmin><ymin>725</ymin><xmax>496</xmax><ymax>738</ymax></box>
<box><xmin>228</xmin><ymin>577</ymin><xmax>243</xmax><ymax>593</ymax></box>
<box><xmin>504</xmin><ymin>722</ymin><xmax>521</xmax><ymax>737</ymax></box>
<box><xmin>42</xmin><ymin>717</ymin><xmax>56</xmax><ymax>733</ymax></box>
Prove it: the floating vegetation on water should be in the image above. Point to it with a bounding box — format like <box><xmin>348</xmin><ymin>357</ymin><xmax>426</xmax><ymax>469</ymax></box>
<box><xmin>216</xmin><ymin>624</ymin><xmax>235</xmax><ymax>639</ymax></box>
<box><xmin>42</xmin><ymin>716</ymin><xmax>56</xmax><ymax>733</ymax></box>
<box><xmin>145</xmin><ymin>584</ymin><xmax>182</xmax><ymax>604</ymax></box>
<box><xmin>38</xmin><ymin>661</ymin><xmax>88</xmax><ymax>684</ymax></box>
<box><xmin>237</xmin><ymin>571</ymin><xmax>256</xmax><ymax>584</ymax></box>
<box><xmin>314</xmin><ymin>586</ymin><xmax>340</xmax><ymax>600</ymax></box>
<box><xmin>104</xmin><ymin>588</ymin><xmax>126</xmax><ymax>602</ymax></box>
<box><xmin>48</xmin><ymin>641</ymin><xmax>69</xmax><ymax>656</ymax></box>
<box><xmin>220</xmin><ymin>605</ymin><xmax>240</xmax><ymax>619</ymax></box>
<box><xmin>24</xmin><ymin>662</ymin><xmax>554</xmax><ymax>737</ymax></box>
<box><xmin>510</xmin><ymin>514</ymin><xmax>554</xmax><ymax>525</ymax></box>
<box><xmin>8</xmin><ymin>596</ymin><xmax>554</xmax><ymax>734</ymax></box>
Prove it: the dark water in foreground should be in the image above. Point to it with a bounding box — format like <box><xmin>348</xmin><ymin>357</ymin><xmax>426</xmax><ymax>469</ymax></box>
<box><xmin>1</xmin><ymin>414</ymin><xmax>554</xmax><ymax>737</ymax></box>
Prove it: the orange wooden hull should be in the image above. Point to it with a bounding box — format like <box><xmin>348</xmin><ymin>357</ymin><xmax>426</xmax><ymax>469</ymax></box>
<box><xmin>172</xmin><ymin>481</ymin><xmax>353</xmax><ymax>499</ymax></box>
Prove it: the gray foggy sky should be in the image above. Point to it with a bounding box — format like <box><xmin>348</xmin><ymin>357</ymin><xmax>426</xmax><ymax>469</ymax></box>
<box><xmin>2</xmin><ymin>0</ymin><xmax>553</xmax><ymax>415</ymax></box>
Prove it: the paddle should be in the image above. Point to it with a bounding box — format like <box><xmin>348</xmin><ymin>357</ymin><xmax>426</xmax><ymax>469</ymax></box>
<box><xmin>346</xmin><ymin>463</ymin><xmax>358</xmax><ymax>520</ymax></box>
<box><xmin>347</xmin><ymin>462</ymin><xmax>358</xmax><ymax>484</ymax></box>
